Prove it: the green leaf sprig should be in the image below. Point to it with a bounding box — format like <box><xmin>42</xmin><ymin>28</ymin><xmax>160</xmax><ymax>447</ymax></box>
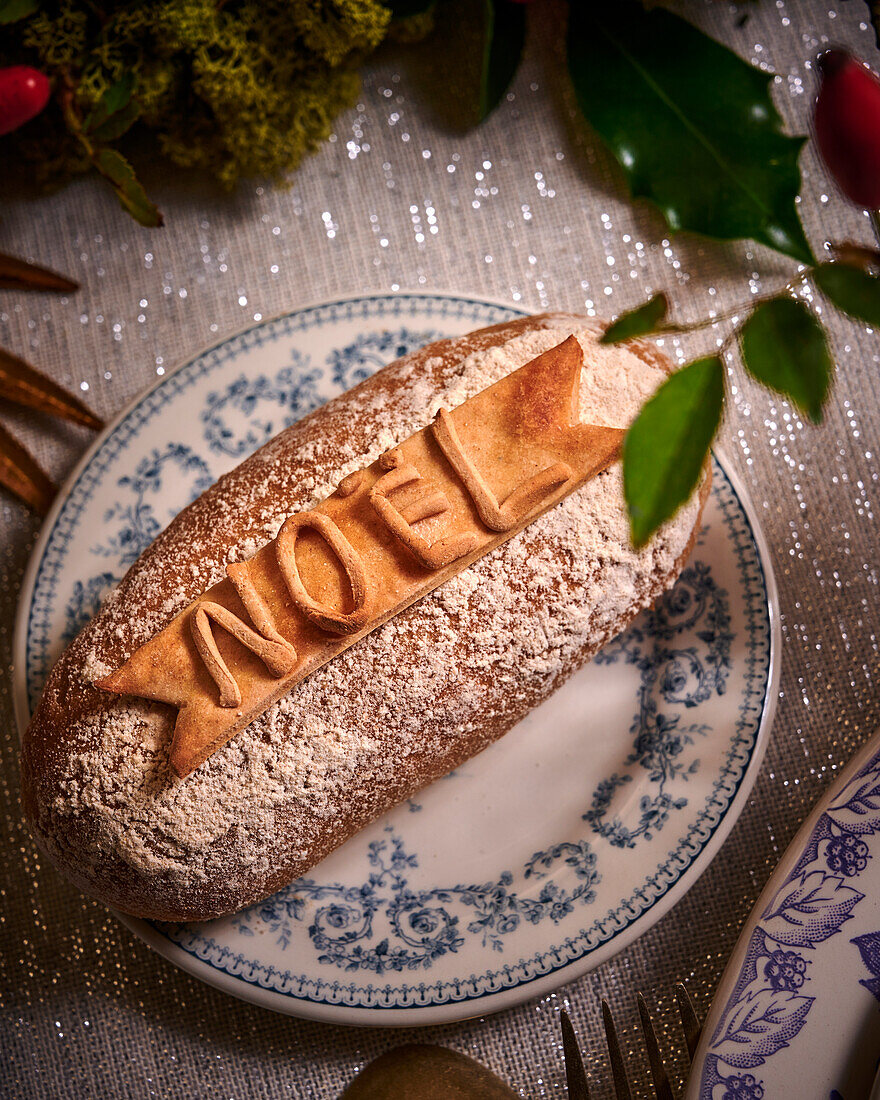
<box><xmin>623</xmin><ymin>355</ymin><xmax>723</xmax><ymax>547</ymax></box>
<box><xmin>603</xmin><ymin>253</ymin><xmax>880</xmax><ymax>545</ymax></box>
<box><xmin>58</xmin><ymin>73</ymin><xmax>162</xmax><ymax>228</ymax></box>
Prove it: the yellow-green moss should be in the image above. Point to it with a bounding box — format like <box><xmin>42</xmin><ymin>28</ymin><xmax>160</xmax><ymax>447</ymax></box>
<box><xmin>3</xmin><ymin>0</ymin><xmax>419</xmax><ymax>191</ymax></box>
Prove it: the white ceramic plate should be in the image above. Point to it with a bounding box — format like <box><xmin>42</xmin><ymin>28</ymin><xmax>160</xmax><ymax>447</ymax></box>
<box><xmin>687</xmin><ymin>726</ymin><xmax>880</xmax><ymax>1100</ymax></box>
<box><xmin>14</xmin><ymin>293</ymin><xmax>779</xmax><ymax>1026</ymax></box>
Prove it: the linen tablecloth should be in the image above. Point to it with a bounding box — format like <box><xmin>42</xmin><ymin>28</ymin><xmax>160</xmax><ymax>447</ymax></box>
<box><xmin>3</xmin><ymin>2</ymin><xmax>879</xmax><ymax>1096</ymax></box>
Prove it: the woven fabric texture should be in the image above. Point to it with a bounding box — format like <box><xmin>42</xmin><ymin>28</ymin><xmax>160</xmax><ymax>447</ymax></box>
<box><xmin>2</xmin><ymin>2</ymin><xmax>878</xmax><ymax>1096</ymax></box>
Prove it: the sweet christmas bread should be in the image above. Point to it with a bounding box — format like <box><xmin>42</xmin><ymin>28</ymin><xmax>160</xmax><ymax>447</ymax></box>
<box><xmin>21</xmin><ymin>313</ymin><xmax>709</xmax><ymax>921</ymax></box>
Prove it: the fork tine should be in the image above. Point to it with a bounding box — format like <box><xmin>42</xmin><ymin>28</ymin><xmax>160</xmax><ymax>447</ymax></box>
<box><xmin>560</xmin><ymin>1009</ymin><xmax>591</xmax><ymax>1100</ymax></box>
<box><xmin>601</xmin><ymin>999</ymin><xmax>633</xmax><ymax>1100</ymax></box>
<box><xmin>636</xmin><ymin>993</ymin><xmax>675</xmax><ymax>1100</ymax></box>
<box><xmin>674</xmin><ymin>983</ymin><xmax>702</xmax><ymax>1062</ymax></box>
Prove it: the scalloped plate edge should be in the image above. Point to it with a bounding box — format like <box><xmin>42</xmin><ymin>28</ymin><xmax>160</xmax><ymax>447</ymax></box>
<box><xmin>13</xmin><ymin>294</ymin><xmax>780</xmax><ymax>1027</ymax></box>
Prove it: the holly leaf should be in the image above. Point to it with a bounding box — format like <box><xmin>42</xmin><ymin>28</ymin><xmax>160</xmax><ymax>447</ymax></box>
<box><xmin>478</xmin><ymin>0</ymin><xmax>526</xmax><ymax>122</ymax></box>
<box><xmin>738</xmin><ymin>298</ymin><xmax>831</xmax><ymax>423</ymax></box>
<box><xmin>814</xmin><ymin>262</ymin><xmax>880</xmax><ymax>327</ymax></box>
<box><xmin>623</xmin><ymin>355</ymin><xmax>723</xmax><ymax>547</ymax></box>
<box><xmin>94</xmin><ymin>149</ymin><xmax>163</xmax><ymax>228</ymax></box>
<box><xmin>600</xmin><ymin>293</ymin><xmax>668</xmax><ymax>344</ymax></box>
<box><xmin>0</xmin><ymin>0</ymin><xmax>39</xmax><ymax>22</ymax></box>
<box><xmin>566</xmin><ymin>1</ymin><xmax>813</xmax><ymax>264</ymax></box>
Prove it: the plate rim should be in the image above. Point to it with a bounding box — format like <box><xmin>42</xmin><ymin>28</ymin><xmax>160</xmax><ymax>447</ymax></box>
<box><xmin>13</xmin><ymin>291</ymin><xmax>781</xmax><ymax>1027</ymax></box>
<box><xmin>685</xmin><ymin>724</ymin><xmax>880</xmax><ymax>1099</ymax></box>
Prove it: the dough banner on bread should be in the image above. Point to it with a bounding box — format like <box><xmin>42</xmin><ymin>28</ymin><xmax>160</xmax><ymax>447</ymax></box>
<box><xmin>98</xmin><ymin>336</ymin><xmax>625</xmax><ymax>778</ymax></box>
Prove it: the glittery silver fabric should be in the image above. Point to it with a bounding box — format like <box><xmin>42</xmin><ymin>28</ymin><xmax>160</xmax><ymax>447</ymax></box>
<box><xmin>2</xmin><ymin>2</ymin><xmax>878</xmax><ymax>1096</ymax></box>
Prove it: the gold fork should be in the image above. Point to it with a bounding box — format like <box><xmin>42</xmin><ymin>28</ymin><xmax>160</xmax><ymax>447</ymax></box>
<box><xmin>339</xmin><ymin>984</ymin><xmax>702</xmax><ymax>1097</ymax></box>
<box><xmin>561</xmin><ymin>984</ymin><xmax>703</xmax><ymax>1099</ymax></box>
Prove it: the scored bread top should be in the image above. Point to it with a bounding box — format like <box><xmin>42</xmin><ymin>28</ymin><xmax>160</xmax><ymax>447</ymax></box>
<box><xmin>21</xmin><ymin>314</ymin><xmax>708</xmax><ymax>921</ymax></box>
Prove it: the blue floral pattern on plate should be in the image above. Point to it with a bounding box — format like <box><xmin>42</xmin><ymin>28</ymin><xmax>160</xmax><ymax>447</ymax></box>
<box><xmin>95</xmin><ymin>444</ymin><xmax>213</xmax><ymax>567</ymax></box>
<box><xmin>232</xmin><ymin>829</ymin><xmax>600</xmax><ymax>971</ymax></box>
<box><xmin>14</xmin><ymin>294</ymin><xmax>777</xmax><ymax>1025</ymax></box>
<box><xmin>327</xmin><ymin>327</ymin><xmax>442</xmax><ymax>389</ymax></box>
<box><xmin>201</xmin><ymin>353</ymin><xmax>322</xmax><ymax>457</ymax></box>
<box><xmin>584</xmin><ymin>561</ymin><xmax>730</xmax><ymax>848</ymax></box>
<box><xmin>691</xmin><ymin>737</ymin><xmax>880</xmax><ymax>1099</ymax></box>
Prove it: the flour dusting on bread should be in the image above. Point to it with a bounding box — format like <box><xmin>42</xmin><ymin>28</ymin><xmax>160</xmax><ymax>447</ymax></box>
<box><xmin>22</xmin><ymin>314</ymin><xmax>708</xmax><ymax>920</ymax></box>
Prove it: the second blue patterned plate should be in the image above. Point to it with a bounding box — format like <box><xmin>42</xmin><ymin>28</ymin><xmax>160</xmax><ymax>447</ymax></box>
<box><xmin>687</xmin><ymin>724</ymin><xmax>880</xmax><ymax>1100</ymax></box>
<box><xmin>14</xmin><ymin>293</ymin><xmax>779</xmax><ymax>1025</ymax></box>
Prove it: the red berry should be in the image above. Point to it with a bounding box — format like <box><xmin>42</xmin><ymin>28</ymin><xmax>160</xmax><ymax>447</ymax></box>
<box><xmin>814</xmin><ymin>49</ymin><xmax>880</xmax><ymax>209</ymax></box>
<box><xmin>0</xmin><ymin>66</ymin><xmax>51</xmax><ymax>137</ymax></box>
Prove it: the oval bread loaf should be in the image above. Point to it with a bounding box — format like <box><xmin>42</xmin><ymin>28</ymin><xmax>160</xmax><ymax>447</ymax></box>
<box><xmin>21</xmin><ymin>313</ymin><xmax>710</xmax><ymax>921</ymax></box>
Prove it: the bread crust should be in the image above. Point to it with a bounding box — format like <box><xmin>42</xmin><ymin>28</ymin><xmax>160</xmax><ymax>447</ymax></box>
<box><xmin>20</xmin><ymin>313</ymin><xmax>710</xmax><ymax>921</ymax></box>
